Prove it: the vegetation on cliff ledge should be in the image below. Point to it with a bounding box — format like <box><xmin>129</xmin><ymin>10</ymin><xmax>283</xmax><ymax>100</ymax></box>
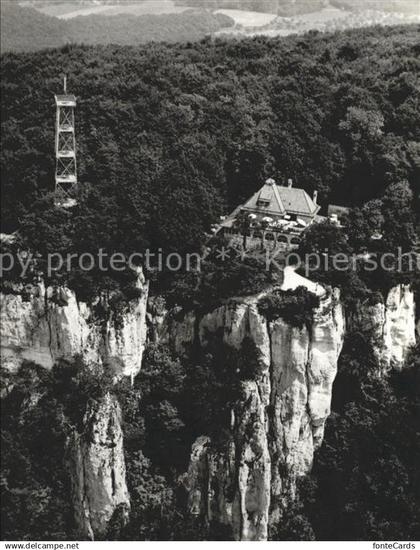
<box><xmin>258</xmin><ymin>285</ymin><xmax>320</xmax><ymax>328</ymax></box>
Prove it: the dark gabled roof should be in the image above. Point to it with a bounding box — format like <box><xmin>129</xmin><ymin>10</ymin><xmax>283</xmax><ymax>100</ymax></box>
<box><xmin>219</xmin><ymin>180</ymin><xmax>321</xmax><ymax>231</ymax></box>
<box><xmin>241</xmin><ymin>182</ymin><xmax>286</xmax><ymax>215</ymax></box>
<box><xmin>277</xmin><ymin>186</ymin><xmax>319</xmax><ymax>215</ymax></box>
<box><xmin>240</xmin><ymin>182</ymin><xmax>320</xmax><ymax>217</ymax></box>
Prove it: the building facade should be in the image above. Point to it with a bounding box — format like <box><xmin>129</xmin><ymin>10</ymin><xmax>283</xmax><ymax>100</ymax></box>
<box><xmin>219</xmin><ymin>178</ymin><xmax>321</xmax><ymax>251</ymax></box>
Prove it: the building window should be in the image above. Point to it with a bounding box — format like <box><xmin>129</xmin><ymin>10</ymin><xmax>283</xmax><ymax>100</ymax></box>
<box><xmin>256</xmin><ymin>199</ymin><xmax>270</xmax><ymax>207</ymax></box>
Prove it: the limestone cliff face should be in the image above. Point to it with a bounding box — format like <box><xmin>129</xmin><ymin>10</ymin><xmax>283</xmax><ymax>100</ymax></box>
<box><xmin>1</xmin><ymin>272</ymin><xmax>148</xmax><ymax>538</ymax></box>
<box><xmin>69</xmin><ymin>393</ymin><xmax>130</xmax><ymax>540</ymax></box>
<box><xmin>381</xmin><ymin>285</ymin><xmax>417</xmax><ymax>367</ymax></box>
<box><xmin>178</xmin><ymin>289</ymin><xmax>345</xmax><ymax>540</ymax></box>
<box><xmin>348</xmin><ymin>284</ymin><xmax>416</xmax><ymax>370</ymax></box>
<box><xmin>184</xmin><ymin>380</ymin><xmax>271</xmax><ymax>541</ymax></box>
<box><xmin>180</xmin><ymin>283</ymin><xmax>416</xmax><ymax>540</ymax></box>
<box><xmin>0</xmin><ymin>270</ymin><xmax>149</xmax><ymax>379</ymax></box>
<box><xmin>2</xmin><ymin>275</ymin><xmax>415</xmax><ymax>541</ymax></box>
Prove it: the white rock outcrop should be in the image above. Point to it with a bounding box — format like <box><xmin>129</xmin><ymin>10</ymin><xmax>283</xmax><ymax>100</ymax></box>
<box><xmin>183</xmin><ymin>287</ymin><xmax>345</xmax><ymax>540</ymax></box>
<box><xmin>69</xmin><ymin>393</ymin><xmax>130</xmax><ymax>539</ymax></box>
<box><xmin>1</xmin><ymin>273</ymin><xmax>148</xmax><ymax>538</ymax></box>
<box><xmin>184</xmin><ymin>380</ymin><xmax>271</xmax><ymax>541</ymax></box>
<box><xmin>382</xmin><ymin>285</ymin><xmax>416</xmax><ymax>367</ymax></box>
<box><xmin>0</xmin><ymin>271</ymin><xmax>149</xmax><ymax>379</ymax></box>
<box><xmin>348</xmin><ymin>284</ymin><xmax>416</xmax><ymax>370</ymax></box>
<box><xmin>182</xmin><ymin>284</ymin><xmax>416</xmax><ymax>539</ymax></box>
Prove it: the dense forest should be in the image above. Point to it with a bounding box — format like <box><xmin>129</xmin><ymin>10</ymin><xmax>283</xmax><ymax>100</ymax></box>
<box><xmin>0</xmin><ymin>2</ymin><xmax>233</xmax><ymax>52</ymax></box>
<box><xmin>1</xmin><ymin>24</ymin><xmax>419</xmax><ymax>300</ymax></box>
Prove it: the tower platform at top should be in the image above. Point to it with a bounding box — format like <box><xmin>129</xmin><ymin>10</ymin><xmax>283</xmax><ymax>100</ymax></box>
<box><xmin>55</xmin><ymin>94</ymin><xmax>76</xmax><ymax>107</ymax></box>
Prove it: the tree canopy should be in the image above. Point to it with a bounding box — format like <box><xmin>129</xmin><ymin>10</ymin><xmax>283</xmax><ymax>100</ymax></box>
<box><xmin>1</xmin><ymin>25</ymin><xmax>419</xmax><ymax>301</ymax></box>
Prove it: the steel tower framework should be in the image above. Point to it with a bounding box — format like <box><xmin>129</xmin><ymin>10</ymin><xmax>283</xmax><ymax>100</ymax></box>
<box><xmin>55</xmin><ymin>76</ymin><xmax>77</xmax><ymax>206</ymax></box>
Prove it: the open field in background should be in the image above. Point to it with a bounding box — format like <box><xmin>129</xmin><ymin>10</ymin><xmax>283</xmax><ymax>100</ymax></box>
<box><xmin>30</xmin><ymin>0</ymin><xmax>189</xmax><ymax>18</ymax></box>
<box><xmin>215</xmin><ymin>5</ymin><xmax>349</xmax><ymax>29</ymax></box>
<box><xmin>214</xmin><ymin>8</ymin><xmax>277</xmax><ymax>27</ymax></box>
<box><xmin>95</xmin><ymin>0</ymin><xmax>188</xmax><ymax>16</ymax></box>
<box><xmin>215</xmin><ymin>5</ymin><xmax>420</xmax><ymax>37</ymax></box>
<box><xmin>40</xmin><ymin>4</ymin><xmax>115</xmax><ymax>17</ymax></box>
<box><xmin>30</xmin><ymin>2</ymin><xmax>92</xmax><ymax>16</ymax></box>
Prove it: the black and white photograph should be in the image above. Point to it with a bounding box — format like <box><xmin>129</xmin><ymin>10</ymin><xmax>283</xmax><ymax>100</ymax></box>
<box><xmin>1</xmin><ymin>0</ymin><xmax>419</xmax><ymax>545</ymax></box>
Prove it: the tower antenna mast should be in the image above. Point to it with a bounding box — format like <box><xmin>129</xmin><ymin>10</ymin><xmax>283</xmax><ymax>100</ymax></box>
<box><xmin>54</xmin><ymin>75</ymin><xmax>78</xmax><ymax>207</ymax></box>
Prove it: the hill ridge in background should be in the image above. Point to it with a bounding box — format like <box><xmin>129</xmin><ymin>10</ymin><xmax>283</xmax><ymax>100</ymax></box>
<box><xmin>174</xmin><ymin>0</ymin><xmax>420</xmax><ymax>16</ymax></box>
<box><xmin>0</xmin><ymin>2</ymin><xmax>233</xmax><ymax>52</ymax></box>
<box><xmin>2</xmin><ymin>0</ymin><xmax>419</xmax><ymax>53</ymax></box>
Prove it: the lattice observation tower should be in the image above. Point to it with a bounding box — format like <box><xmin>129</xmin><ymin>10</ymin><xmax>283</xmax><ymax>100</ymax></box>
<box><xmin>55</xmin><ymin>76</ymin><xmax>78</xmax><ymax>207</ymax></box>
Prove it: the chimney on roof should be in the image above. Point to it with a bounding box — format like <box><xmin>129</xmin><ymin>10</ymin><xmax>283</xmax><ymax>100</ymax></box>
<box><xmin>266</xmin><ymin>177</ymin><xmax>275</xmax><ymax>186</ymax></box>
<box><xmin>313</xmin><ymin>190</ymin><xmax>318</xmax><ymax>204</ymax></box>
<box><xmin>287</xmin><ymin>178</ymin><xmax>293</xmax><ymax>188</ymax></box>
